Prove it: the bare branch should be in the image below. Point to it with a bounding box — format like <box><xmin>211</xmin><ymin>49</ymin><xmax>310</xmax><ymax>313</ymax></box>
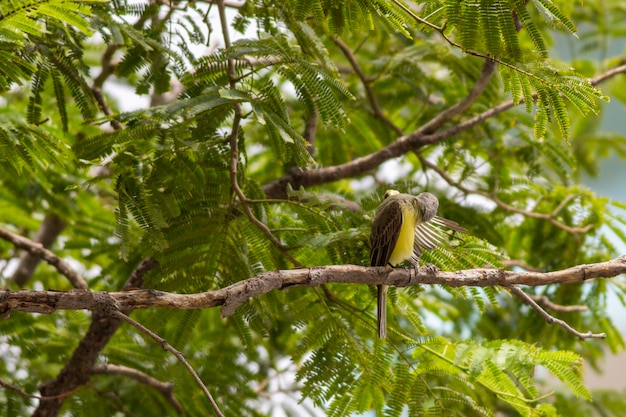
<box><xmin>0</xmin><ymin>226</ymin><xmax>88</xmax><ymax>290</ymax></box>
<box><xmin>3</xmin><ymin>256</ymin><xmax>625</xmax><ymax>331</ymax></box>
<box><xmin>92</xmin><ymin>364</ymin><xmax>183</xmax><ymax>413</ymax></box>
<box><xmin>507</xmin><ymin>285</ymin><xmax>604</xmax><ymax>339</ymax></box>
<box><xmin>113</xmin><ymin>311</ymin><xmax>225</xmax><ymax>417</ymax></box>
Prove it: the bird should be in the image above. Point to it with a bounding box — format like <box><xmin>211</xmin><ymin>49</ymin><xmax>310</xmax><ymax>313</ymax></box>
<box><xmin>370</xmin><ymin>190</ymin><xmax>466</xmax><ymax>338</ymax></box>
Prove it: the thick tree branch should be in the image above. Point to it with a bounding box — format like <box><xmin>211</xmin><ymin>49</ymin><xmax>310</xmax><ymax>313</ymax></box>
<box><xmin>0</xmin><ymin>226</ymin><xmax>87</xmax><ymax>290</ymax></box>
<box><xmin>262</xmin><ymin>63</ymin><xmax>626</xmax><ymax>199</ymax></box>
<box><xmin>33</xmin><ymin>295</ymin><xmax>124</xmax><ymax>417</ymax></box>
<box><xmin>2</xmin><ymin>256</ymin><xmax>624</xmax><ymax>320</ymax></box>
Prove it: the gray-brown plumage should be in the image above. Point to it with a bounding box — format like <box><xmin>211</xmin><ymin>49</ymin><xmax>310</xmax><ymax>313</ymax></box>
<box><xmin>370</xmin><ymin>190</ymin><xmax>466</xmax><ymax>338</ymax></box>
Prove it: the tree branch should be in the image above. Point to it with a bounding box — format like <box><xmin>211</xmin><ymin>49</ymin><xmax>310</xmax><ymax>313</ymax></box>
<box><xmin>262</xmin><ymin>63</ymin><xmax>626</xmax><ymax>199</ymax></box>
<box><xmin>0</xmin><ymin>226</ymin><xmax>87</xmax><ymax>290</ymax></box>
<box><xmin>33</xmin><ymin>295</ymin><xmax>124</xmax><ymax>417</ymax></box>
<box><xmin>2</xmin><ymin>256</ymin><xmax>625</xmax><ymax>324</ymax></box>
<box><xmin>426</xmin><ymin>63</ymin><xmax>626</xmax><ymax>143</ymax></box>
<box><xmin>527</xmin><ymin>294</ymin><xmax>588</xmax><ymax>313</ymax></box>
<box><xmin>415</xmin><ymin>59</ymin><xmax>497</xmax><ymax>135</ymax></box>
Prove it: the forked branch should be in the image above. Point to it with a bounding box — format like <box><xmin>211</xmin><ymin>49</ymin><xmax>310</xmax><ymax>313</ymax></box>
<box><xmin>507</xmin><ymin>285</ymin><xmax>603</xmax><ymax>339</ymax></box>
<box><xmin>261</xmin><ymin>64</ymin><xmax>626</xmax><ymax>199</ymax></box>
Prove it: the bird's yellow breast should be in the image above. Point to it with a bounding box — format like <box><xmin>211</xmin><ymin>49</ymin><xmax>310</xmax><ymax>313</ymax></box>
<box><xmin>388</xmin><ymin>204</ymin><xmax>417</xmax><ymax>266</ymax></box>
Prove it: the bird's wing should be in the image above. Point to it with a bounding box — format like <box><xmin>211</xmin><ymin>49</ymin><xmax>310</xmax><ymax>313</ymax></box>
<box><xmin>370</xmin><ymin>199</ymin><xmax>403</xmax><ymax>266</ymax></box>
<box><xmin>413</xmin><ymin>215</ymin><xmax>467</xmax><ymax>257</ymax></box>
<box><xmin>414</xmin><ymin>222</ymin><xmax>446</xmax><ymax>251</ymax></box>
<box><xmin>432</xmin><ymin>215</ymin><xmax>467</xmax><ymax>234</ymax></box>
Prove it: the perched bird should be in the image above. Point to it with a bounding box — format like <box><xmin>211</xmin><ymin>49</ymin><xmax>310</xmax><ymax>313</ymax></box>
<box><xmin>370</xmin><ymin>190</ymin><xmax>466</xmax><ymax>338</ymax></box>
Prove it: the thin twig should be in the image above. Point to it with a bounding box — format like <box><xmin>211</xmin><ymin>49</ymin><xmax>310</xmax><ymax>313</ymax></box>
<box><xmin>550</xmin><ymin>194</ymin><xmax>578</xmax><ymax>217</ymax></box>
<box><xmin>0</xmin><ymin>226</ymin><xmax>88</xmax><ymax>290</ymax></box>
<box><xmin>507</xmin><ymin>285</ymin><xmax>604</xmax><ymax>339</ymax></box>
<box><xmin>217</xmin><ymin>0</ymin><xmax>302</xmax><ymax>267</ymax></box>
<box><xmin>113</xmin><ymin>311</ymin><xmax>225</xmax><ymax>417</ymax></box>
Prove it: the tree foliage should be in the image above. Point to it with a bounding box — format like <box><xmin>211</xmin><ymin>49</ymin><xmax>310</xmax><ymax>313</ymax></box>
<box><xmin>1</xmin><ymin>0</ymin><xmax>626</xmax><ymax>416</ymax></box>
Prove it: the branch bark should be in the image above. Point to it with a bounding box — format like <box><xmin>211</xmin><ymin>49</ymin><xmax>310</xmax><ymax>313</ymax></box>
<box><xmin>2</xmin><ymin>256</ymin><xmax>624</xmax><ymax>319</ymax></box>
